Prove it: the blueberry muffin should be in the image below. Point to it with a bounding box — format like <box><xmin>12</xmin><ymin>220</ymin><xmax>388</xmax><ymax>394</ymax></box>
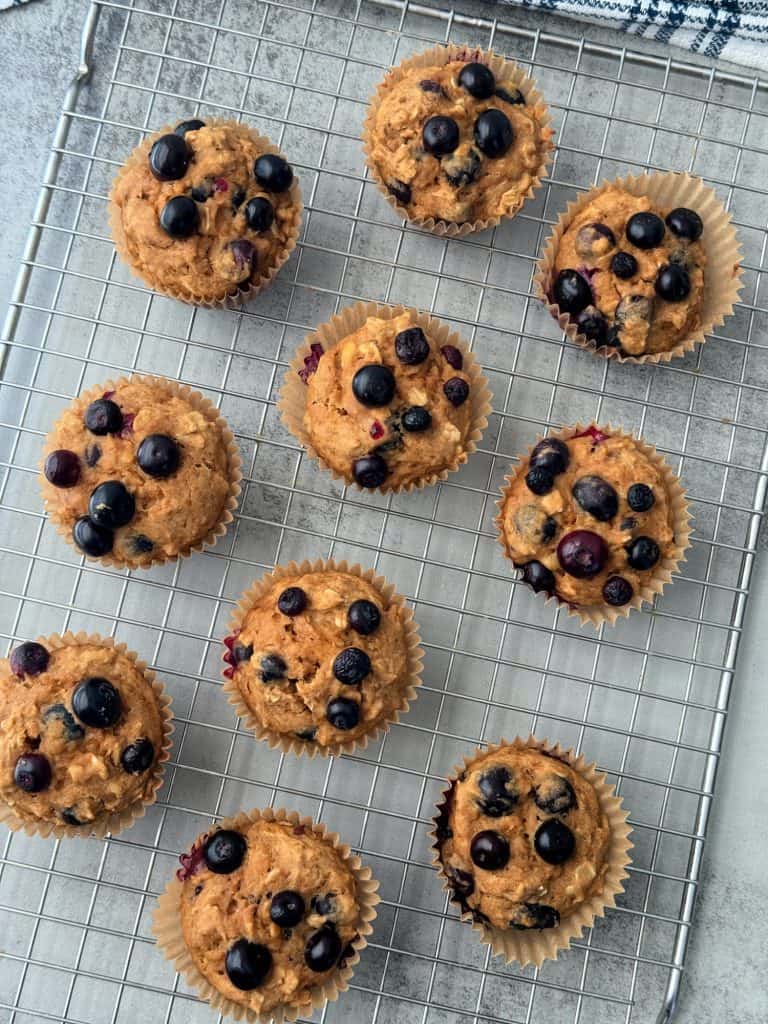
<box><xmin>0</xmin><ymin>634</ymin><xmax>170</xmax><ymax>834</ymax></box>
<box><xmin>365</xmin><ymin>46</ymin><xmax>552</xmax><ymax>228</ymax></box>
<box><xmin>497</xmin><ymin>426</ymin><xmax>689</xmax><ymax>617</ymax></box>
<box><xmin>110</xmin><ymin>118</ymin><xmax>301</xmax><ymax>304</ymax></box>
<box><xmin>40</xmin><ymin>375</ymin><xmax>240</xmax><ymax>567</ymax></box>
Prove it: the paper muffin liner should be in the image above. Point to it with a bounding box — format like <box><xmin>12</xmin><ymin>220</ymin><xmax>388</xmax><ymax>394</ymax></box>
<box><xmin>362</xmin><ymin>43</ymin><xmax>554</xmax><ymax>236</ymax></box>
<box><xmin>534</xmin><ymin>171</ymin><xmax>743</xmax><ymax>364</ymax></box>
<box><xmin>0</xmin><ymin>631</ymin><xmax>173</xmax><ymax>840</ymax></box>
<box><xmin>40</xmin><ymin>373</ymin><xmax>242</xmax><ymax>570</ymax></box>
<box><xmin>108</xmin><ymin>118</ymin><xmax>302</xmax><ymax>308</ymax></box>
<box><xmin>278</xmin><ymin>300</ymin><xmax>491</xmax><ymax>494</ymax></box>
<box><xmin>431</xmin><ymin>735</ymin><xmax>633</xmax><ymax>968</ymax></box>
<box><xmin>222</xmin><ymin>558</ymin><xmax>424</xmax><ymax>758</ymax></box>
<box><xmin>153</xmin><ymin>805</ymin><xmax>379</xmax><ymax>1022</ymax></box>
<box><xmin>495</xmin><ymin>422</ymin><xmax>692</xmax><ymax>627</ymax></box>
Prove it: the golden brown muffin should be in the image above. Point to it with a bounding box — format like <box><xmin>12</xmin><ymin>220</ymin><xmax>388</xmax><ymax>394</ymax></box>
<box><xmin>40</xmin><ymin>375</ymin><xmax>238</xmax><ymax>567</ymax></box>
<box><xmin>550</xmin><ymin>186</ymin><xmax>706</xmax><ymax>356</ymax></box>
<box><xmin>435</xmin><ymin>744</ymin><xmax>610</xmax><ymax>931</ymax></box>
<box><xmin>110</xmin><ymin>119</ymin><xmax>301</xmax><ymax>303</ymax></box>
<box><xmin>0</xmin><ymin>636</ymin><xmax>167</xmax><ymax>831</ymax></box>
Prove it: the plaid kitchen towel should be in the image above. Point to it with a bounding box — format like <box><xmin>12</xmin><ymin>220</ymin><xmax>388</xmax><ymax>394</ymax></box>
<box><xmin>504</xmin><ymin>1</ymin><xmax>768</xmax><ymax>71</ymax></box>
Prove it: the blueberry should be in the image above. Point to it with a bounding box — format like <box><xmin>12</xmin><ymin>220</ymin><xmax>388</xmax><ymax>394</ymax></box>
<box><xmin>42</xmin><ymin>704</ymin><xmax>84</xmax><ymax>742</ymax></box>
<box><xmin>470</xmin><ymin>829</ymin><xmax>510</xmax><ymax>870</ymax></box>
<box><xmin>254</xmin><ymin>153</ymin><xmax>293</xmax><ymax>192</ymax></box>
<box><xmin>605</xmin><ymin>325</ymin><xmax>623</xmax><ymax>348</ymax></box>
<box><xmin>175</xmin><ymin>119</ymin><xmax>205</xmax><ymax>137</ymax></box>
<box><xmin>72</xmin><ymin>677</ymin><xmax>122</xmax><ymax>728</ymax></box>
<box><xmin>510</xmin><ymin>903</ymin><xmax>560</xmax><ymax>930</ymax></box>
<box><xmin>305</xmin><ymin>924</ymin><xmax>342</xmax><ymax>972</ymax></box>
<box><xmin>14</xmin><ymin>753</ymin><xmax>52</xmax><ymax>793</ymax></box>
<box><xmin>495</xmin><ymin>86</ymin><xmax>525</xmax><ymax>105</ymax></box>
<box><xmin>190</xmin><ymin>181</ymin><xmax>213</xmax><ymax>202</ymax></box>
<box><xmin>278</xmin><ymin>586</ymin><xmax>307</xmax><ymax>616</ymax></box>
<box><xmin>10</xmin><ymin>641</ymin><xmax>49</xmax><ymax>678</ymax></box>
<box><xmin>440</xmin><ymin>345</ymin><xmax>463</xmax><ymax>370</ymax></box>
<box><xmin>476</xmin><ymin>765</ymin><xmax>518</xmax><ymax>817</ymax></box>
<box><xmin>521</xmin><ymin>561</ymin><xmax>555</xmax><ymax>595</ymax></box>
<box><xmin>394</xmin><ymin>327</ymin><xmax>429</xmax><ymax>365</ymax></box>
<box><xmin>353</xmin><ymin>454</ymin><xmax>389</xmax><ymax>489</ymax></box>
<box><xmin>553</xmin><ymin>269</ymin><xmax>591</xmax><ymax>314</ymax></box>
<box><xmin>72</xmin><ymin>516</ymin><xmax>113</xmax><ymax>557</ymax></box>
<box><xmin>137</xmin><ymin>434</ymin><xmax>180</xmax><ymax>478</ymax></box>
<box><xmin>627</xmin><ymin>483</ymin><xmax>654</xmax><ymax>512</ymax></box>
<box><xmin>534</xmin><ymin>819</ymin><xmax>575</xmax><ymax>865</ymax></box>
<box><xmin>84</xmin><ymin>444</ymin><xmax>101</xmax><ymax>467</ymax></box>
<box><xmin>611</xmin><ymin>251</ymin><xmax>638</xmax><ymax>279</ymax></box>
<box><xmin>572</xmin><ymin>475</ymin><xmax>618</xmax><ymax>522</ymax></box>
<box><xmin>149</xmin><ymin>133</ymin><xmax>190</xmax><ymax>181</ymax></box>
<box><xmin>84</xmin><ymin>399</ymin><xmax>122</xmax><ymax>435</ymax></box>
<box><xmin>88</xmin><ymin>481</ymin><xmax>135</xmax><ymax>530</ymax></box>
<box><xmin>333</xmin><ymin>647</ymin><xmax>371</xmax><ymax>685</ymax></box>
<box><xmin>557</xmin><ymin>530</ymin><xmax>608</xmax><ymax>578</ymax></box>
<box><xmin>131</xmin><ymin>534</ymin><xmax>154</xmax><ymax>555</ymax></box>
<box><xmin>474</xmin><ymin>108</ymin><xmax>513</xmax><ymax>158</ymax></box>
<box><xmin>525</xmin><ymin>466</ymin><xmax>554</xmax><ymax>496</ymax></box>
<box><xmin>261</xmin><ymin>654</ymin><xmax>286</xmax><ymax>682</ymax></box>
<box><xmin>326</xmin><ymin>696</ymin><xmax>359</xmax><ymax>730</ymax></box>
<box><xmin>311</xmin><ymin>893</ymin><xmax>335</xmax><ymax>917</ymax></box>
<box><xmin>296</xmin><ymin>726</ymin><xmax>317</xmax><ymax>742</ymax></box>
<box><xmin>541</xmin><ymin>516</ymin><xmax>557</xmax><ymax>542</ymax></box>
<box><xmin>61</xmin><ymin>808</ymin><xmax>84</xmax><ymax>826</ymax></box>
<box><xmin>458</xmin><ymin>62</ymin><xmax>495</xmax><ymax>99</ymax></box>
<box><xmin>419</xmin><ymin>78</ymin><xmax>446</xmax><ymax>96</ymax></box>
<box><xmin>626</xmin><ymin>536</ymin><xmax>660</xmax><ymax>570</ymax></box>
<box><xmin>120</xmin><ymin>738</ymin><xmax>155</xmax><ymax>774</ymax></box>
<box><xmin>204</xmin><ymin>829</ymin><xmax>247</xmax><ymax>873</ymax></box>
<box><xmin>530</xmin><ymin>438</ymin><xmax>570</xmax><ymax>476</ymax></box>
<box><xmin>626</xmin><ymin>211</ymin><xmax>665</xmax><ymax>249</ymax></box>
<box><xmin>603</xmin><ymin>575</ymin><xmax>634</xmax><ymax>606</ymax></box>
<box><xmin>620</xmin><ymin>517</ymin><xmax>637</xmax><ymax>531</ymax></box>
<box><xmin>574</xmin><ymin>222</ymin><xmax>616</xmax><ymax>259</ymax></box>
<box><xmin>225</xmin><ymin>939</ymin><xmax>272</xmax><ymax>989</ymax></box>
<box><xmin>347</xmin><ymin>600</ymin><xmax>380</xmax><ymax>636</ymax></box>
<box><xmin>44</xmin><ymin>450</ymin><xmax>80</xmax><ymax>488</ymax></box>
<box><xmin>233</xmin><ymin>643</ymin><xmax>253</xmax><ymax>664</ymax></box>
<box><xmin>444</xmin><ymin>863</ymin><xmax>475</xmax><ymax>898</ymax></box>
<box><xmin>245</xmin><ymin>196</ymin><xmax>274</xmax><ymax>232</ymax></box>
<box><xmin>352</xmin><ymin>365</ymin><xmax>396</xmax><ymax>407</ymax></box>
<box><xmin>422</xmin><ymin>116</ymin><xmax>460</xmax><ymax>156</ymax></box>
<box><xmin>270</xmin><ymin>890</ymin><xmax>305</xmax><ymax>928</ymax></box>
<box><xmin>160</xmin><ymin>196</ymin><xmax>199</xmax><ymax>238</ymax></box>
<box><xmin>576</xmin><ymin>309</ymin><xmax>608</xmax><ymax>345</ymax></box>
<box><xmin>532</xmin><ymin>774</ymin><xmax>577</xmax><ymax>815</ymax></box>
<box><xmin>230</xmin><ymin>239</ymin><xmax>256</xmax><ymax>271</ymax></box>
<box><xmin>655</xmin><ymin>263</ymin><xmax>690</xmax><ymax>302</ymax></box>
<box><xmin>666</xmin><ymin>207</ymin><xmax>703</xmax><ymax>241</ymax></box>
<box><xmin>386</xmin><ymin>179</ymin><xmax>412</xmax><ymax>205</ymax></box>
<box><xmin>444</xmin><ymin>377</ymin><xmax>469</xmax><ymax>407</ymax></box>
<box><xmin>443</xmin><ymin>148</ymin><xmax>482</xmax><ymax>188</ymax></box>
<box><xmin>401</xmin><ymin>406</ymin><xmax>432</xmax><ymax>432</ymax></box>
<box><xmin>231</xmin><ymin>188</ymin><xmax>246</xmax><ymax>209</ymax></box>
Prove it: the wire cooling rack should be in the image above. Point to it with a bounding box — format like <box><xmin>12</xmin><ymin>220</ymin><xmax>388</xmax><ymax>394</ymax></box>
<box><xmin>1</xmin><ymin>1</ymin><xmax>767</xmax><ymax>1022</ymax></box>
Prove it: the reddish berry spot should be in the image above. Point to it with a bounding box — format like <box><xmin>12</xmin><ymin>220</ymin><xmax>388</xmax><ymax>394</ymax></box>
<box><xmin>574</xmin><ymin>425</ymin><xmax>609</xmax><ymax>444</ymax></box>
<box><xmin>214</xmin><ymin>177</ymin><xmax>229</xmax><ymax>193</ymax></box>
<box><xmin>177</xmin><ymin>840</ymin><xmax>206</xmax><ymax>881</ymax></box>
<box><xmin>440</xmin><ymin>345</ymin><xmax>463</xmax><ymax>370</ymax></box>
<box><xmin>118</xmin><ymin>413</ymin><xmax>135</xmax><ymax>438</ymax></box>
<box><xmin>298</xmin><ymin>343</ymin><xmax>324</xmax><ymax>384</ymax></box>
<box><xmin>102</xmin><ymin>390</ymin><xmax>115</xmax><ymax>400</ymax></box>
<box><xmin>223</xmin><ymin>666</ymin><xmax>236</xmax><ymax>679</ymax></box>
<box><xmin>293</xmin><ymin>825</ymin><xmax>306</xmax><ymax>836</ymax></box>
<box><xmin>369</xmin><ymin>420</ymin><xmax>385</xmax><ymax>440</ymax></box>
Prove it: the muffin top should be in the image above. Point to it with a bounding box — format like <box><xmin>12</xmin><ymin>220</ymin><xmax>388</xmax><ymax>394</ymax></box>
<box><xmin>436</xmin><ymin>745</ymin><xmax>610</xmax><ymax>931</ymax></box>
<box><xmin>226</xmin><ymin>569</ymin><xmax>412</xmax><ymax>749</ymax></box>
<box><xmin>177</xmin><ymin>817</ymin><xmax>361</xmax><ymax>1014</ymax></box>
<box><xmin>0</xmin><ymin>637</ymin><xmax>165</xmax><ymax>829</ymax></box>
<box><xmin>551</xmin><ymin>187</ymin><xmax>706</xmax><ymax>356</ymax></box>
<box><xmin>110</xmin><ymin>120</ymin><xmax>300</xmax><ymax>303</ymax></box>
<box><xmin>498</xmin><ymin>427</ymin><xmax>677</xmax><ymax>610</ymax></box>
<box><xmin>300</xmin><ymin>312</ymin><xmax>475</xmax><ymax>490</ymax></box>
<box><xmin>368</xmin><ymin>55</ymin><xmax>550</xmax><ymax>224</ymax></box>
<box><xmin>41</xmin><ymin>376</ymin><xmax>234</xmax><ymax>566</ymax></box>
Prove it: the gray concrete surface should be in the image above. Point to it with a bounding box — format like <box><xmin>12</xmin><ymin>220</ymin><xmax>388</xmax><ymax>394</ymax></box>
<box><xmin>0</xmin><ymin>1</ymin><xmax>765</xmax><ymax>1022</ymax></box>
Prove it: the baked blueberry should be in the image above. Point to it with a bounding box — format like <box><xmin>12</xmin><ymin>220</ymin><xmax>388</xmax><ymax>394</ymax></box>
<box><xmin>422</xmin><ymin>115</ymin><xmax>460</xmax><ymax>156</ymax></box>
<box><xmin>534</xmin><ymin>818</ymin><xmax>575</xmax><ymax>864</ymax></box>
<box><xmin>655</xmin><ymin>263</ymin><xmax>690</xmax><ymax>302</ymax></box>
<box><xmin>509</xmin><ymin>902</ymin><xmax>560</xmax><ymax>930</ymax></box>
<box><xmin>190</xmin><ymin>180</ymin><xmax>213</xmax><ymax>202</ymax></box>
<box><xmin>347</xmin><ymin>599</ymin><xmax>380</xmax><ymax>636</ymax></box>
<box><xmin>231</xmin><ymin>188</ymin><xmax>246</xmax><ymax>209</ymax></box>
<box><xmin>42</xmin><ymin>704</ymin><xmax>85</xmax><ymax>742</ymax></box>
<box><xmin>458</xmin><ymin>62</ymin><xmax>495</xmax><ymax>99</ymax></box>
<box><xmin>44</xmin><ymin>450</ymin><xmax>80</xmax><ymax>488</ymax></box>
<box><xmin>120</xmin><ymin>738</ymin><xmax>155</xmax><ymax>774</ymax></box>
<box><xmin>525</xmin><ymin>466</ymin><xmax>554</xmax><ymax>496</ymax></box>
<box><xmin>14</xmin><ymin>753</ymin><xmax>52</xmax><ymax>793</ymax></box>
<box><xmin>333</xmin><ymin>647</ymin><xmax>371</xmax><ymax>685</ymax></box>
<box><xmin>253</xmin><ymin>153</ymin><xmax>293</xmax><ymax>192</ymax></box>
<box><xmin>10</xmin><ymin>641</ymin><xmax>49</xmax><ymax>678</ymax></box>
<box><xmin>387</xmin><ymin>179</ymin><xmax>412</xmax><ymax>205</ymax></box>
<box><xmin>353</xmin><ymin>454</ymin><xmax>389</xmax><ymax>489</ymax></box>
<box><xmin>130</xmin><ymin>534</ymin><xmax>153</xmax><ymax>556</ymax></box>
<box><xmin>626</xmin><ymin>211</ymin><xmax>665</xmax><ymax>249</ymax></box>
<box><xmin>270</xmin><ymin>890</ymin><xmax>305</xmax><ymax>928</ymax></box>
<box><xmin>233</xmin><ymin>643</ymin><xmax>253</xmax><ymax>664</ymax></box>
<box><xmin>352</xmin><ymin>365</ymin><xmax>396</xmax><ymax>407</ymax></box>
<box><xmin>305</xmin><ymin>924</ymin><xmax>342</xmax><ymax>972</ymax></box>
<box><xmin>444</xmin><ymin>377</ymin><xmax>469</xmax><ymax>407</ymax></box>
<box><xmin>440</xmin><ymin>344</ymin><xmax>463</xmax><ymax>370</ymax></box>
<box><xmin>278</xmin><ymin>586</ymin><xmax>307</xmax><ymax>616</ymax></box>
<box><xmin>626</xmin><ymin>536</ymin><xmax>660</xmax><ymax>570</ymax></box>
<box><xmin>530</xmin><ymin>438</ymin><xmax>569</xmax><ymax>476</ymax></box>
<box><xmin>160</xmin><ymin>195</ymin><xmax>199</xmax><ymax>238</ymax></box>
<box><xmin>84</xmin><ymin>398</ymin><xmax>122</xmax><ymax>435</ymax></box>
<box><xmin>443</xmin><ymin>148</ymin><xmax>482</xmax><ymax>188</ymax></box>
<box><xmin>474</xmin><ymin>108</ymin><xmax>513</xmax><ymax>158</ymax></box>
<box><xmin>576</xmin><ymin>309</ymin><xmax>608</xmax><ymax>345</ymax></box>
<box><xmin>230</xmin><ymin>238</ymin><xmax>256</xmax><ymax>273</ymax></box>
<box><xmin>174</xmin><ymin>118</ymin><xmax>205</xmax><ymax>137</ymax></box>
<box><xmin>204</xmin><ymin>829</ymin><xmax>247</xmax><ymax>873</ymax></box>
<box><xmin>521</xmin><ymin>561</ymin><xmax>555</xmax><ymax>594</ymax></box>
<box><xmin>572</xmin><ymin>475</ymin><xmax>618</xmax><ymax>522</ymax></box>
<box><xmin>611</xmin><ymin>250</ymin><xmax>638</xmax><ymax>279</ymax></box>
<box><xmin>532</xmin><ymin>774</ymin><xmax>577</xmax><ymax>815</ymax></box>
<box><xmin>627</xmin><ymin>483</ymin><xmax>654</xmax><ymax>512</ymax></box>
<box><xmin>149</xmin><ymin>133</ymin><xmax>189</xmax><ymax>181</ymax></box>
<box><xmin>244</xmin><ymin>196</ymin><xmax>274</xmax><ymax>232</ymax></box>
<box><xmin>666</xmin><ymin>207</ymin><xmax>703</xmax><ymax>241</ymax></box>
<box><xmin>137</xmin><ymin>434</ymin><xmax>180</xmax><ymax>478</ymax></box>
<box><xmin>470</xmin><ymin>829</ymin><xmax>510</xmax><ymax>870</ymax></box>
<box><xmin>261</xmin><ymin>654</ymin><xmax>287</xmax><ymax>682</ymax></box>
<box><xmin>60</xmin><ymin>808</ymin><xmax>84</xmax><ymax>826</ymax></box>
<box><xmin>603</xmin><ymin>575</ymin><xmax>633</xmax><ymax>606</ymax></box>
<box><xmin>401</xmin><ymin>406</ymin><xmax>432</xmax><ymax>432</ymax></box>
<box><xmin>620</xmin><ymin>516</ymin><xmax>637</xmax><ymax>531</ymax></box>
<box><xmin>542</xmin><ymin>516</ymin><xmax>557</xmax><ymax>541</ymax></box>
<box><xmin>88</xmin><ymin>481</ymin><xmax>135</xmax><ymax>530</ymax></box>
<box><xmin>574</xmin><ymin>222</ymin><xmax>616</xmax><ymax>259</ymax></box>
<box><xmin>420</xmin><ymin>78</ymin><xmax>446</xmax><ymax>96</ymax></box>
<box><xmin>444</xmin><ymin>863</ymin><xmax>475</xmax><ymax>898</ymax></box>
<box><xmin>495</xmin><ymin>86</ymin><xmax>525</xmax><ymax>105</ymax></box>
<box><xmin>72</xmin><ymin>677</ymin><xmax>122</xmax><ymax>728</ymax></box>
<box><xmin>84</xmin><ymin>444</ymin><xmax>101</xmax><ymax>467</ymax></box>
<box><xmin>296</xmin><ymin>726</ymin><xmax>317</xmax><ymax>742</ymax></box>
<box><xmin>326</xmin><ymin>696</ymin><xmax>359</xmax><ymax>730</ymax></box>
<box><xmin>72</xmin><ymin>516</ymin><xmax>114</xmax><ymax>557</ymax></box>
<box><xmin>394</xmin><ymin>326</ymin><xmax>429</xmax><ymax>365</ymax></box>
<box><xmin>557</xmin><ymin>530</ymin><xmax>608</xmax><ymax>578</ymax></box>
<box><xmin>476</xmin><ymin>765</ymin><xmax>518</xmax><ymax>817</ymax></box>
<box><xmin>225</xmin><ymin>939</ymin><xmax>272</xmax><ymax>989</ymax></box>
<box><xmin>553</xmin><ymin>269</ymin><xmax>591</xmax><ymax>314</ymax></box>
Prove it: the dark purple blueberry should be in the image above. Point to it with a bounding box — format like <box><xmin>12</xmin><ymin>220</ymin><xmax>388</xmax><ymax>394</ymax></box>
<box><xmin>230</xmin><ymin>239</ymin><xmax>256</xmax><ymax>271</ymax></box>
<box><xmin>44</xmin><ymin>450</ymin><xmax>80</xmax><ymax>488</ymax></box>
<box><xmin>270</xmin><ymin>890</ymin><xmax>305</xmax><ymax>927</ymax></box>
<box><xmin>626</xmin><ymin>536</ymin><xmax>660</xmax><ymax>570</ymax></box>
<box><xmin>440</xmin><ymin>344</ymin><xmax>463</xmax><ymax>370</ymax></box>
<box><xmin>574</xmin><ymin>222</ymin><xmax>616</xmax><ymax>259</ymax></box>
<box><xmin>470</xmin><ymin>829</ymin><xmax>510</xmax><ymax>870</ymax></box>
<box><xmin>534</xmin><ymin>819</ymin><xmax>575</xmax><ymax>864</ymax></box>
<box><xmin>525</xmin><ymin>466</ymin><xmax>554</xmax><ymax>496</ymax></box>
<box><xmin>88</xmin><ymin>480</ymin><xmax>135</xmax><ymax>530</ymax></box>
<box><xmin>204</xmin><ymin>829</ymin><xmax>247</xmax><ymax>873</ymax></box>
<box><xmin>557</xmin><ymin>530</ymin><xmax>608</xmax><ymax>578</ymax></box>
<box><xmin>474</xmin><ymin>108</ymin><xmax>513</xmax><ymax>158</ymax></box>
<box><xmin>443</xmin><ymin>148</ymin><xmax>482</xmax><ymax>188</ymax></box>
<box><xmin>278</xmin><ymin>586</ymin><xmax>307</xmax><ymax>616</ymax></box>
<box><xmin>620</xmin><ymin>516</ymin><xmax>637</xmax><ymax>531</ymax></box>
<box><xmin>603</xmin><ymin>575</ymin><xmax>634</xmax><ymax>606</ymax></box>
<box><xmin>374</xmin><ymin>436</ymin><xmax>404</xmax><ymax>456</ymax></box>
<box><xmin>326</xmin><ymin>696</ymin><xmax>359</xmax><ymax>730</ymax></box>
<box><xmin>510</xmin><ymin>903</ymin><xmax>560</xmax><ymax>930</ymax></box>
<box><xmin>137</xmin><ymin>434</ymin><xmax>180</xmax><ymax>478</ymax></box>
<box><xmin>175</xmin><ymin>119</ymin><xmax>205</xmax><ymax>137</ymax></box>
<box><xmin>476</xmin><ymin>765</ymin><xmax>518</xmax><ymax>817</ymax></box>
<box><xmin>353</xmin><ymin>454</ymin><xmax>389</xmax><ymax>489</ymax></box>
<box><xmin>14</xmin><ymin>753</ymin><xmax>51</xmax><ymax>793</ymax></box>
<box><xmin>419</xmin><ymin>78</ymin><xmax>446</xmax><ymax>96</ymax></box>
<box><xmin>443</xmin><ymin>377</ymin><xmax>469</xmax><ymax>407</ymax></box>
<box><xmin>541</xmin><ymin>516</ymin><xmax>557</xmax><ymax>541</ymax></box>
<box><xmin>60</xmin><ymin>808</ymin><xmax>84</xmax><ymax>826</ymax></box>
<box><xmin>627</xmin><ymin>483</ymin><xmax>654</xmax><ymax>512</ymax></box>
<box><xmin>553</xmin><ymin>269</ymin><xmax>591</xmax><ymax>314</ymax></box>
<box><xmin>572</xmin><ymin>475</ymin><xmax>618</xmax><ymax>523</ymax></box>
<box><xmin>666</xmin><ymin>207</ymin><xmax>703</xmax><ymax>241</ymax></box>
<box><xmin>149</xmin><ymin>133</ymin><xmax>190</xmax><ymax>181</ymax></box>
<box><xmin>521</xmin><ymin>561</ymin><xmax>555</xmax><ymax>595</ymax></box>
<box><xmin>458</xmin><ymin>62</ymin><xmax>495</xmax><ymax>99</ymax></box>
<box><xmin>347</xmin><ymin>599</ymin><xmax>380</xmax><ymax>636</ymax></box>
<box><xmin>10</xmin><ymin>642</ymin><xmax>49</xmax><ymax>679</ymax></box>
<box><xmin>530</xmin><ymin>438</ymin><xmax>570</xmax><ymax>476</ymax></box>
<box><xmin>120</xmin><ymin>738</ymin><xmax>155</xmax><ymax>774</ymax></box>
<box><xmin>72</xmin><ymin>516</ymin><xmax>113</xmax><ymax>557</ymax></box>
<box><xmin>254</xmin><ymin>153</ymin><xmax>293</xmax><ymax>192</ymax></box>
<box><xmin>84</xmin><ymin>443</ymin><xmax>101</xmax><ymax>467</ymax></box>
<box><xmin>42</xmin><ymin>704</ymin><xmax>84</xmax><ymax>742</ymax></box>
<box><xmin>296</xmin><ymin>726</ymin><xmax>317</xmax><ymax>742</ymax></box>
<box><xmin>160</xmin><ymin>196</ymin><xmax>199</xmax><ymax>238</ymax></box>
<box><xmin>225</xmin><ymin>939</ymin><xmax>272</xmax><ymax>989</ymax></box>
<box><xmin>131</xmin><ymin>534</ymin><xmax>154</xmax><ymax>555</ymax></box>
<box><xmin>576</xmin><ymin>309</ymin><xmax>608</xmax><ymax>345</ymax></box>
<box><xmin>401</xmin><ymin>406</ymin><xmax>432</xmax><ymax>432</ymax></box>
<box><xmin>422</xmin><ymin>115</ymin><xmax>460</xmax><ymax>156</ymax></box>
<box><xmin>245</xmin><ymin>196</ymin><xmax>274</xmax><ymax>232</ymax></box>
<box><xmin>333</xmin><ymin>647</ymin><xmax>371</xmax><ymax>685</ymax></box>
<box><xmin>233</xmin><ymin>643</ymin><xmax>253</xmax><ymax>664</ymax></box>
<box><xmin>72</xmin><ymin>677</ymin><xmax>122</xmax><ymax>728</ymax></box>
<box><xmin>352</xmin><ymin>365</ymin><xmax>396</xmax><ymax>407</ymax></box>
<box><xmin>261</xmin><ymin>654</ymin><xmax>286</xmax><ymax>682</ymax></box>
<box><xmin>605</xmin><ymin>325</ymin><xmax>623</xmax><ymax>348</ymax></box>
<box><xmin>190</xmin><ymin>180</ymin><xmax>213</xmax><ymax>202</ymax></box>
<box><xmin>655</xmin><ymin>263</ymin><xmax>690</xmax><ymax>302</ymax></box>
<box><xmin>386</xmin><ymin>179</ymin><xmax>412</xmax><ymax>205</ymax></box>
<box><xmin>305</xmin><ymin>924</ymin><xmax>342</xmax><ymax>972</ymax></box>
<box><xmin>231</xmin><ymin>188</ymin><xmax>246</xmax><ymax>209</ymax></box>
<box><xmin>611</xmin><ymin>250</ymin><xmax>638</xmax><ymax>279</ymax></box>
<box><xmin>395</xmin><ymin>327</ymin><xmax>429</xmax><ymax>365</ymax></box>
<box><xmin>495</xmin><ymin>86</ymin><xmax>525</xmax><ymax>105</ymax></box>
<box><xmin>84</xmin><ymin>398</ymin><xmax>122</xmax><ymax>435</ymax></box>
<box><xmin>532</xmin><ymin>774</ymin><xmax>577</xmax><ymax>815</ymax></box>
<box><xmin>444</xmin><ymin>863</ymin><xmax>474</xmax><ymax>898</ymax></box>
<box><xmin>626</xmin><ymin>211</ymin><xmax>665</xmax><ymax>249</ymax></box>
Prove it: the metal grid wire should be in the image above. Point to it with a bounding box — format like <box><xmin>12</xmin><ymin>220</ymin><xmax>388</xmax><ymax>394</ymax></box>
<box><xmin>1</xmin><ymin>1</ymin><xmax>767</xmax><ymax>1022</ymax></box>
